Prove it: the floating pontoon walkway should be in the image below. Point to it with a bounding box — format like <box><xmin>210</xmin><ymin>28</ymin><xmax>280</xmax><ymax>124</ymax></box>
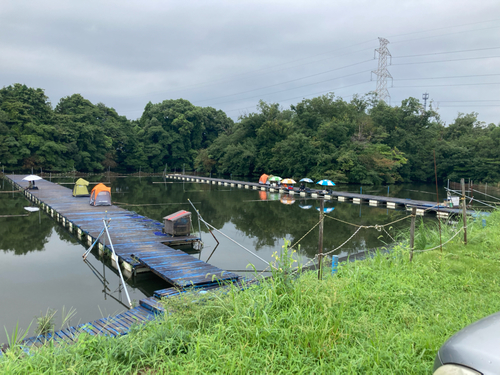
<box><xmin>169</xmin><ymin>174</ymin><xmax>474</xmax><ymax>218</ymax></box>
<box><xmin>2</xmin><ymin>174</ymin><xmax>245</xmax><ymax>352</ymax></box>
<box><xmin>6</xmin><ymin>175</ymin><xmax>239</xmax><ymax>287</ymax></box>
<box><xmin>17</xmin><ymin>305</ymin><xmax>158</xmax><ymax>350</ymax></box>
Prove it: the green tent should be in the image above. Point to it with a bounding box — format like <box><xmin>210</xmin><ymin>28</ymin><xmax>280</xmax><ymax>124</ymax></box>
<box><xmin>73</xmin><ymin>178</ymin><xmax>90</xmax><ymax>197</ymax></box>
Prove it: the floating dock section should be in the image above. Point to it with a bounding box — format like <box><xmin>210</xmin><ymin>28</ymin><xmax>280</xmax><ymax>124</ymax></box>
<box><xmin>3</xmin><ymin>174</ymin><xmax>243</xmax><ymax>352</ymax></box>
<box><xmin>169</xmin><ymin>174</ymin><xmax>475</xmax><ymax>218</ymax></box>
<box><xmin>6</xmin><ymin>175</ymin><xmax>239</xmax><ymax>286</ymax></box>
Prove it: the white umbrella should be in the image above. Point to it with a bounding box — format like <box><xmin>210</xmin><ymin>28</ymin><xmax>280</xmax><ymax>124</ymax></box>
<box><xmin>22</xmin><ymin>175</ymin><xmax>42</xmax><ymax>181</ymax></box>
<box><xmin>24</xmin><ymin>207</ymin><xmax>40</xmax><ymax>212</ymax></box>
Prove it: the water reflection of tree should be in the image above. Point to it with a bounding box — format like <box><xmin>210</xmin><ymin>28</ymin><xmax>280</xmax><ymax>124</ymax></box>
<box><xmin>0</xmin><ymin>195</ymin><xmax>53</xmax><ymax>255</ymax></box>
<box><xmin>110</xmin><ymin>178</ymin><xmax>413</xmax><ymax>259</ymax></box>
<box><xmin>0</xmin><ymin>182</ymin><xmax>81</xmax><ymax>255</ymax></box>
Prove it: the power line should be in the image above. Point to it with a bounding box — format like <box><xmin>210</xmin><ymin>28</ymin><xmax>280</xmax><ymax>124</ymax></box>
<box><xmin>180</xmin><ymin>21</ymin><xmax>500</xmax><ymax>96</ymax></box>
<box><xmin>195</xmin><ymin>20</ymin><xmax>500</xmax><ymax>95</ymax></box>
<box><xmin>206</xmin><ymin>77</ymin><xmax>371</xmax><ymax>106</ymax></box>
<box><xmin>391</xmin><ymin>25</ymin><xmax>500</xmax><ymax>45</ymax></box>
<box><xmin>223</xmin><ymin>80</ymin><xmax>372</xmax><ymax>113</ymax></box>
<box><xmin>392</xmin><ymin>55</ymin><xmax>500</xmax><ymax>65</ymax></box>
<box><xmin>393</xmin><ymin>82</ymin><xmax>500</xmax><ymax>88</ymax></box>
<box><xmin>438</xmin><ymin>104</ymin><xmax>500</xmax><ymax>107</ymax></box>
<box><xmin>196</xmin><ymin>60</ymin><xmax>374</xmax><ymax>104</ymax></box>
<box><xmin>438</xmin><ymin>100</ymin><xmax>500</xmax><ymax>102</ymax></box>
<box><xmin>138</xmin><ymin>44</ymin><xmax>377</xmax><ymax>98</ymax></box>
<box><xmin>386</xmin><ymin>18</ymin><xmax>500</xmax><ymax>39</ymax></box>
<box><xmin>394</xmin><ymin>73</ymin><xmax>500</xmax><ymax>81</ymax></box>
<box><xmin>392</xmin><ymin>46</ymin><xmax>500</xmax><ymax>59</ymax></box>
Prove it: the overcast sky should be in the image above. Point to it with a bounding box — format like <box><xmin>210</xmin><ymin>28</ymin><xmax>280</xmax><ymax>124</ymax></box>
<box><xmin>1</xmin><ymin>0</ymin><xmax>499</xmax><ymax>125</ymax></box>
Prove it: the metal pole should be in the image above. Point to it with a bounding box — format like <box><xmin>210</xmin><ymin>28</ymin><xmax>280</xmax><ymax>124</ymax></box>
<box><xmin>102</xmin><ymin>219</ymin><xmax>132</xmax><ymax>308</ymax></box>
<box><xmin>197</xmin><ymin>209</ymin><xmax>202</xmax><ymax>242</ymax></box>
<box><xmin>461</xmin><ymin>179</ymin><xmax>467</xmax><ymax>245</ymax></box>
<box><xmin>318</xmin><ymin>199</ymin><xmax>324</xmax><ymax>280</ymax></box>
<box><xmin>83</xmin><ymin>224</ymin><xmax>108</xmax><ymax>260</ymax></box>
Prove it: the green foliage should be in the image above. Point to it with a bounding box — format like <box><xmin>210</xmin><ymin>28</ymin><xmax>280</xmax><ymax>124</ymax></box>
<box><xmin>139</xmin><ymin>99</ymin><xmax>234</xmax><ymax>172</ymax></box>
<box><xmin>34</xmin><ymin>309</ymin><xmax>56</xmax><ymax>336</ymax></box>
<box><xmin>2</xmin><ymin>83</ymin><xmax>500</xmax><ymax>183</ymax></box>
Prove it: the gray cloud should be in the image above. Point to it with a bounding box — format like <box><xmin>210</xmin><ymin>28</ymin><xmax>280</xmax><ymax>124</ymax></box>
<box><xmin>1</xmin><ymin>0</ymin><xmax>499</xmax><ymax>124</ymax></box>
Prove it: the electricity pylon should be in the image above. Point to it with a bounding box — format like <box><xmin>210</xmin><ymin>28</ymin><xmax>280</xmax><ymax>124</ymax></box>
<box><xmin>372</xmin><ymin>37</ymin><xmax>392</xmax><ymax>103</ymax></box>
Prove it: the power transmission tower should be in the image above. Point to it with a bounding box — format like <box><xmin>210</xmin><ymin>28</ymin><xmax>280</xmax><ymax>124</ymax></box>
<box><xmin>372</xmin><ymin>37</ymin><xmax>392</xmax><ymax>103</ymax></box>
<box><xmin>422</xmin><ymin>92</ymin><xmax>429</xmax><ymax>111</ymax></box>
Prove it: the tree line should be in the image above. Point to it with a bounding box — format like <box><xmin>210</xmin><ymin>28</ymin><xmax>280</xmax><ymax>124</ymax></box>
<box><xmin>1</xmin><ymin>83</ymin><xmax>499</xmax><ymax>184</ymax></box>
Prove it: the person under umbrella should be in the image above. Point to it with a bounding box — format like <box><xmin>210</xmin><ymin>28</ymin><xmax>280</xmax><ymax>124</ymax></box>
<box><xmin>316</xmin><ymin>179</ymin><xmax>336</xmax><ymax>194</ymax></box>
<box><xmin>22</xmin><ymin>174</ymin><xmax>42</xmax><ymax>190</ymax></box>
<box><xmin>299</xmin><ymin>178</ymin><xmax>314</xmax><ymax>192</ymax></box>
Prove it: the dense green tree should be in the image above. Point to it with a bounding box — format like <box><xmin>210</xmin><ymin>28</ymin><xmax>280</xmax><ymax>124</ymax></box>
<box><xmin>139</xmin><ymin>99</ymin><xmax>233</xmax><ymax>172</ymax></box>
<box><xmin>0</xmin><ymin>84</ymin><xmax>60</xmax><ymax>171</ymax></box>
<box><xmin>1</xmin><ymin>83</ymin><xmax>499</xmax><ymax>184</ymax></box>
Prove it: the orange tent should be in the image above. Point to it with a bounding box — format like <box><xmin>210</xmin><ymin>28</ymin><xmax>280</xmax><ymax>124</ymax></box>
<box><xmin>259</xmin><ymin>174</ymin><xmax>269</xmax><ymax>184</ymax></box>
<box><xmin>89</xmin><ymin>183</ymin><xmax>112</xmax><ymax>206</ymax></box>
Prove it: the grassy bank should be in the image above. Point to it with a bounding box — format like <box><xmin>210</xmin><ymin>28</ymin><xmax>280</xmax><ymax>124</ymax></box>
<box><xmin>2</xmin><ymin>211</ymin><xmax>500</xmax><ymax>374</ymax></box>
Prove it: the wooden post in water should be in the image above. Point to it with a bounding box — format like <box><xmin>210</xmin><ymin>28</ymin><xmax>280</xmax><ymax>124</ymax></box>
<box><xmin>318</xmin><ymin>199</ymin><xmax>324</xmax><ymax>280</ymax></box>
<box><xmin>461</xmin><ymin>178</ymin><xmax>467</xmax><ymax>245</ymax></box>
<box><xmin>409</xmin><ymin>207</ymin><xmax>416</xmax><ymax>262</ymax></box>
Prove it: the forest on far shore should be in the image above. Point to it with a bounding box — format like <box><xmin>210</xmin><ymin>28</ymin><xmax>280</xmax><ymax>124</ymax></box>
<box><xmin>1</xmin><ymin>83</ymin><xmax>499</xmax><ymax>184</ymax></box>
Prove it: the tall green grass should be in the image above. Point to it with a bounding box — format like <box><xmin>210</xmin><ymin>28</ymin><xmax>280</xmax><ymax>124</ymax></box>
<box><xmin>2</xmin><ymin>212</ymin><xmax>500</xmax><ymax>374</ymax></box>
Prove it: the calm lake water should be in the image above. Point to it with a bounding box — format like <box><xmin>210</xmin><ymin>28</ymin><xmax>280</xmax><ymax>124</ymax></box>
<box><xmin>0</xmin><ymin>175</ymin><xmax>447</xmax><ymax>344</ymax></box>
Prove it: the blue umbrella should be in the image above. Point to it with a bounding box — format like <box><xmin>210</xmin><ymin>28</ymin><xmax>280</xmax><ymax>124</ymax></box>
<box><xmin>316</xmin><ymin>179</ymin><xmax>336</xmax><ymax>186</ymax></box>
<box><xmin>316</xmin><ymin>207</ymin><xmax>335</xmax><ymax>214</ymax></box>
<box><xmin>299</xmin><ymin>178</ymin><xmax>314</xmax><ymax>183</ymax></box>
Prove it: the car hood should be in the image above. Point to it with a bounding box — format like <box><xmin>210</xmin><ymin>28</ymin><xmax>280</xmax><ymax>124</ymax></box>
<box><xmin>437</xmin><ymin>312</ymin><xmax>500</xmax><ymax>374</ymax></box>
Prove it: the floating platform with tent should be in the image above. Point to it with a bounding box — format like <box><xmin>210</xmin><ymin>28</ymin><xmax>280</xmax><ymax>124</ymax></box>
<box><xmin>3</xmin><ymin>174</ymin><xmax>245</xmax><ymax>351</ymax></box>
<box><xmin>5</xmin><ymin>175</ymin><xmax>239</xmax><ymax>282</ymax></box>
